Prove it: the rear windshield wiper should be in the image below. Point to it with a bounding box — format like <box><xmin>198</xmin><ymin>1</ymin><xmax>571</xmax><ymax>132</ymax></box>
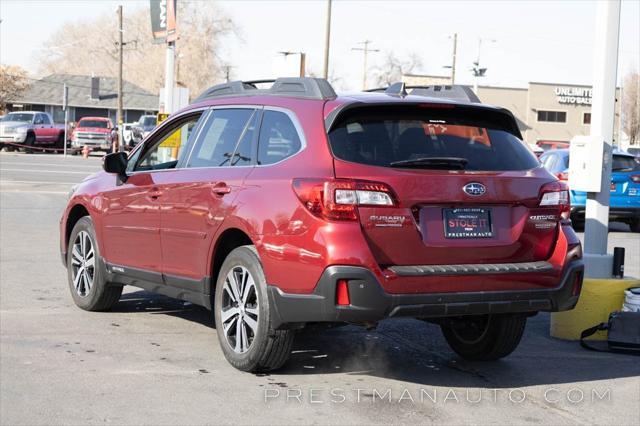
<box><xmin>389</xmin><ymin>157</ymin><xmax>469</xmax><ymax>170</ymax></box>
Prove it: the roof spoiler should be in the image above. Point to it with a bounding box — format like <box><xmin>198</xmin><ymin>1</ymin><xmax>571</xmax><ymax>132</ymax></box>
<box><xmin>367</xmin><ymin>82</ymin><xmax>481</xmax><ymax>103</ymax></box>
<box><xmin>192</xmin><ymin>77</ymin><xmax>337</xmax><ymax>103</ymax></box>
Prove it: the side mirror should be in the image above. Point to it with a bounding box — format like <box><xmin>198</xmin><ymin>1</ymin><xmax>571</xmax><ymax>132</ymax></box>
<box><xmin>103</xmin><ymin>151</ymin><xmax>128</xmax><ymax>181</ymax></box>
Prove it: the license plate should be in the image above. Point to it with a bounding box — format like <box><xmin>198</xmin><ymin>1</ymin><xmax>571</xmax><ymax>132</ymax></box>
<box><xmin>443</xmin><ymin>208</ymin><xmax>493</xmax><ymax>238</ymax></box>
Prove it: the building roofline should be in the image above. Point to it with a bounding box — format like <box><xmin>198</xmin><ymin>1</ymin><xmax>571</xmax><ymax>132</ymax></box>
<box><xmin>12</xmin><ymin>100</ymin><xmax>157</xmax><ymax>111</ymax></box>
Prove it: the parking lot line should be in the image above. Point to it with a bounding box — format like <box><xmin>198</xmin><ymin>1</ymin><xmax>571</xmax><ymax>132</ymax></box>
<box><xmin>0</xmin><ymin>180</ymin><xmax>78</xmax><ymax>185</ymax></box>
<box><xmin>0</xmin><ymin>168</ymin><xmax>92</xmax><ymax>174</ymax></box>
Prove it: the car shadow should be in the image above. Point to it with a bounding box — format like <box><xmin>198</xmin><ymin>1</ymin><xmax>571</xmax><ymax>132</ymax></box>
<box><xmin>112</xmin><ymin>290</ymin><xmax>640</xmax><ymax>388</ymax></box>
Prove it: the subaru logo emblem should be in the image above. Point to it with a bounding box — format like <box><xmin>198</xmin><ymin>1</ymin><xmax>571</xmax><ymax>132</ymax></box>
<box><xmin>463</xmin><ymin>182</ymin><xmax>486</xmax><ymax>196</ymax></box>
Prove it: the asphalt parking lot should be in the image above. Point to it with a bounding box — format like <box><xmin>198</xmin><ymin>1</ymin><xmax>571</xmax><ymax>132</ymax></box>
<box><xmin>1</xmin><ymin>152</ymin><xmax>639</xmax><ymax>425</ymax></box>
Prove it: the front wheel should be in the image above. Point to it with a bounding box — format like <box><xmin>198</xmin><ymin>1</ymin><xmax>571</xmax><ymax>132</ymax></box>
<box><xmin>214</xmin><ymin>246</ymin><xmax>294</xmax><ymax>372</ymax></box>
<box><xmin>441</xmin><ymin>314</ymin><xmax>527</xmax><ymax>361</ymax></box>
<box><xmin>67</xmin><ymin>216</ymin><xmax>123</xmax><ymax>311</ymax></box>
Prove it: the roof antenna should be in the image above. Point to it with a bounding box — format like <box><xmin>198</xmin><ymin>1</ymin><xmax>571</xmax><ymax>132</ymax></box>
<box><xmin>385</xmin><ymin>82</ymin><xmax>407</xmax><ymax>97</ymax></box>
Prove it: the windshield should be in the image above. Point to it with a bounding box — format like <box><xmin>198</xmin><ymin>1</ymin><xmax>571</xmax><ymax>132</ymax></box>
<box><xmin>4</xmin><ymin>113</ymin><xmax>34</xmax><ymax>123</ymax></box>
<box><xmin>78</xmin><ymin>120</ymin><xmax>109</xmax><ymax>128</ymax></box>
<box><xmin>140</xmin><ymin>116</ymin><xmax>156</xmax><ymax>127</ymax></box>
<box><xmin>328</xmin><ymin>108</ymin><xmax>539</xmax><ymax>171</ymax></box>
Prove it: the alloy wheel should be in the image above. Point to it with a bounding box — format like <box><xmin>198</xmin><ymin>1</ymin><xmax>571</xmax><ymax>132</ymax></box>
<box><xmin>71</xmin><ymin>231</ymin><xmax>95</xmax><ymax>297</ymax></box>
<box><xmin>220</xmin><ymin>266</ymin><xmax>259</xmax><ymax>354</ymax></box>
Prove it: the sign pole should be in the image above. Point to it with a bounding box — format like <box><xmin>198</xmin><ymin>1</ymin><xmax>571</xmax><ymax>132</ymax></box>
<box><xmin>62</xmin><ymin>84</ymin><xmax>68</xmax><ymax>157</ymax></box>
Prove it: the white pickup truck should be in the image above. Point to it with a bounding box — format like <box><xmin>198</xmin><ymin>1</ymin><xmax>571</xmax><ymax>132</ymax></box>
<box><xmin>0</xmin><ymin>111</ymin><xmax>66</xmax><ymax>151</ymax></box>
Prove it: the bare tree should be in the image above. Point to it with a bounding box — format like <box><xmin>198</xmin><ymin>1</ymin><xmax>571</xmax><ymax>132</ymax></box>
<box><xmin>0</xmin><ymin>65</ymin><xmax>30</xmax><ymax>113</ymax></box>
<box><xmin>622</xmin><ymin>72</ymin><xmax>640</xmax><ymax>145</ymax></box>
<box><xmin>35</xmin><ymin>2</ymin><xmax>236</xmax><ymax>98</ymax></box>
<box><xmin>373</xmin><ymin>52</ymin><xmax>422</xmax><ymax>88</ymax></box>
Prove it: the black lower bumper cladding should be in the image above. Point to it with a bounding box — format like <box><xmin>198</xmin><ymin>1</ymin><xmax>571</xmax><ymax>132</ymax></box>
<box><xmin>267</xmin><ymin>262</ymin><xmax>584</xmax><ymax>329</ymax></box>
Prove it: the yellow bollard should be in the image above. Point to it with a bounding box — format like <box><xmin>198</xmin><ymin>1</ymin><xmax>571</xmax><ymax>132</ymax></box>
<box><xmin>550</xmin><ymin>278</ymin><xmax>640</xmax><ymax>340</ymax></box>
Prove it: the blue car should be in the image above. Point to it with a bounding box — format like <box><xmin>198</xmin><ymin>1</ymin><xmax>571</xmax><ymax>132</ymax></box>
<box><xmin>540</xmin><ymin>149</ymin><xmax>640</xmax><ymax>232</ymax></box>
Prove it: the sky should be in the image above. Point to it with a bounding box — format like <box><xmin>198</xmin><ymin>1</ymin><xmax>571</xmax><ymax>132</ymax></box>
<box><xmin>1</xmin><ymin>0</ymin><xmax>639</xmax><ymax>92</ymax></box>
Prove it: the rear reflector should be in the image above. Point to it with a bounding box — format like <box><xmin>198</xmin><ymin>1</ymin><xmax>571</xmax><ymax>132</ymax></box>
<box><xmin>336</xmin><ymin>279</ymin><xmax>350</xmax><ymax>306</ymax></box>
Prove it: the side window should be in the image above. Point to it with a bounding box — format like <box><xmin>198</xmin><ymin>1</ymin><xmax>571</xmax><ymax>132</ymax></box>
<box><xmin>41</xmin><ymin>114</ymin><xmax>52</xmax><ymax>125</ymax></box>
<box><xmin>34</xmin><ymin>114</ymin><xmax>43</xmax><ymax>125</ymax></box>
<box><xmin>135</xmin><ymin>114</ymin><xmax>202</xmax><ymax>171</ymax></box>
<box><xmin>188</xmin><ymin>109</ymin><xmax>256</xmax><ymax>168</ymax></box>
<box><xmin>257</xmin><ymin>110</ymin><xmax>302</xmax><ymax>165</ymax></box>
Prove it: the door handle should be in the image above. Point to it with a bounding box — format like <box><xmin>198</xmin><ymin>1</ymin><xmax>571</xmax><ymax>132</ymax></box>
<box><xmin>148</xmin><ymin>187</ymin><xmax>162</xmax><ymax>200</ymax></box>
<box><xmin>211</xmin><ymin>183</ymin><xmax>231</xmax><ymax>196</ymax></box>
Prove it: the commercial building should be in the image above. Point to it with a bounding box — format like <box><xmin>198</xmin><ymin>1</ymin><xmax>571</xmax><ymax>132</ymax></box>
<box><xmin>402</xmin><ymin>74</ymin><xmax>622</xmax><ymax>146</ymax></box>
<box><xmin>5</xmin><ymin>74</ymin><xmax>158</xmax><ymax>124</ymax></box>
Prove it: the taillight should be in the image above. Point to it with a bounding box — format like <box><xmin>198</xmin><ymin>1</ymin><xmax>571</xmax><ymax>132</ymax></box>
<box><xmin>556</xmin><ymin>172</ymin><xmax>569</xmax><ymax>181</ymax></box>
<box><xmin>630</xmin><ymin>174</ymin><xmax>640</xmax><ymax>183</ymax></box>
<box><xmin>292</xmin><ymin>179</ymin><xmax>397</xmax><ymax>221</ymax></box>
<box><xmin>539</xmin><ymin>181</ymin><xmax>570</xmax><ymax>219</ymax></box>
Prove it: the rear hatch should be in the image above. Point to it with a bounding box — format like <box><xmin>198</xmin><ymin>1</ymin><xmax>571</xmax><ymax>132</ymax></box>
<box><xmin>327</xmin><ymin>103</ymin><xmax>562</xmax><ymax>267</ymax></box>
<box><xmin>610</xmin><ymin>155</ymin><xmax>640</xmax><ymax>200</ymax></box>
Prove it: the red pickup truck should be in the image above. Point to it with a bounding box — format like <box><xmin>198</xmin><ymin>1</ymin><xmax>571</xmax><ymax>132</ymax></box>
<box><xmin>0</xmin><ymin>111</ymin><xmax>66</xmax><ymax>151</ymax></box>
<box><xmin>70</xmin><ymin>117</ymin><xmax>117</xmax><ymax>153</ymax></box>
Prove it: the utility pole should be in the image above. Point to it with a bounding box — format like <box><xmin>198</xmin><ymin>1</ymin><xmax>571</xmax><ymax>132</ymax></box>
<box><xmin>278</xmin><ymin>51</ymin><xmax>306</xmax><ymax>77</ymax></box>
<box><xmin>322</xmin><ymin>0</ymin><xmax>332</xmax><ymax>79</ymax></box>
<box><xmin>352</xmin><ymin>40</ymin><xmax>379</xmax><ymax>90</ymax></box>
<box><xmin>116</xmin><ymin>5</ymin><xmax>124</xmax><ymax>152</ymax></box>
<box><xmin>224</xmin><ymin>66</ymin><xmax>232</xmax><ymax>82</ymax></box>
<box><xmin>299</xmin><ymin>52</ymin><xmax>306</xmax><ymax>77</ymax></box>
<box><xmin>583</xmin><ymin>0</ymin><xmax>621</xmax><ymax>276</ymax></box>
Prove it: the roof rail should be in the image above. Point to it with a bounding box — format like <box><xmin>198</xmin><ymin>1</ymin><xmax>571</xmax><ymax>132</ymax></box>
<box><xmin>366</xmin><ymin>83</ymin><xmax>481</xmax><ymax>103</ymax></box>
<box><xmin>192</xmin><ymin>77</ymin><xmax>337</xmax><ymax>103</ymax></box>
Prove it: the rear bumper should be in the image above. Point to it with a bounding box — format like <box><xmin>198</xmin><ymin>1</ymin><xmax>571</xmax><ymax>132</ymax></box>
<box><xmin>267</xmin><ymin>261</ymin><xmax>584</xmax><ymax>329</ymax></box>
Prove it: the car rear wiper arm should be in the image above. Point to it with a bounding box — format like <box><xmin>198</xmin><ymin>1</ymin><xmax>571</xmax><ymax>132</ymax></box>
<box><xmin>389</xmin><ymin>157</ymin><xmax>469</xmax><ymax>170</ymax></box>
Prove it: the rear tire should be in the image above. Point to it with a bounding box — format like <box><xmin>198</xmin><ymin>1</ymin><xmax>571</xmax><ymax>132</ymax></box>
<box><xmin>214</xmin><ymin>245</ymin><xmax>294</xmax><ymax>372</ymax></box>
<box><xmin>55</xmin><ymin>132</ymin><xmax>65</xmax><ymax>149</ymax></box>
<box><xmin>441</xmin><ymin>314</ymin><xmax>527</xmax><ymax>361</ymax></box>
<box><xmin>629</xmin><ymin>218</ymin><xmax>640</xmax><ymax>233</ymax></box>
<box><xmin>67</xmin><ymin>216</ymin><xmax>123</xmax><ymax>311</ymax></box>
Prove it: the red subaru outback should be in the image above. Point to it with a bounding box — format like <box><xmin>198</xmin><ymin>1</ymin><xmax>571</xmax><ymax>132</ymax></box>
<box><xmin>60</xmin><ymin>78</ymin><xmax>583</xmax><ymax>372</ymax></box>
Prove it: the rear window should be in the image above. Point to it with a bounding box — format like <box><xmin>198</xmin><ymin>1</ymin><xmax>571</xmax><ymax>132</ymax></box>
<box><xmin>328</xmin><ymin>107</ymin><xmax>539</xmax><ymax>171</ymax></box>
<box><xmin>612</xmin><ymin>155</ymin><xmax>640</xmax><ymax>172</ymax></box>
<box><xmin>78</xmin><ymin>120</ymin><xmax>108</xmax><ymax>128</ymax></box>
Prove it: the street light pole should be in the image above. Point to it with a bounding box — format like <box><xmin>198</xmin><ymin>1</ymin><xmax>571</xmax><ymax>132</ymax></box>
<box><xmin>322</xmin><ymin>0</ymin><xmax>332</xmax><ymax>79</ymax></box>
<box><xmin>450</xmin><ymin>33</ymin><xmax>457</xmax><ymax>84</ymax></box>
<box><xmin>116</xmin><ymin>5</ymin><xmax>124</xmax><ymax>152</ymax></box>
<box><xmin>352</xmin><ymin>40</ymin><xmax>379</xmax><ymax>90</ymax></box>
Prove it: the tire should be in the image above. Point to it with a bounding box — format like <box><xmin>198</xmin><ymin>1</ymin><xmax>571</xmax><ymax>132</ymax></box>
<box><xmin>629</xmin><ymin>218</ymin><xmax>640</xmax><ymax>233</ymax></box>
<box><xmin>22</xmin><ymin>133</ymin><xmax>35</xmax><ymax>153</ymax></box>
<box><xmin>441</xmin><ymin>314</ymin><xmax>527</xmax><ymax>361</ymax></box>
<box><xmin>67</xmin><ymin>216</ymin><xmax>123</xmax><ymax>311</ymax></box>
<box><xmin>214</xmin><ymin>245</ymin><xmax>294</xmax><ymax>372</ymax></box>
<box><xmin>55</xmin><ymin>132</ymin><xmax>65</xmax><ymax>149</ymax></box>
